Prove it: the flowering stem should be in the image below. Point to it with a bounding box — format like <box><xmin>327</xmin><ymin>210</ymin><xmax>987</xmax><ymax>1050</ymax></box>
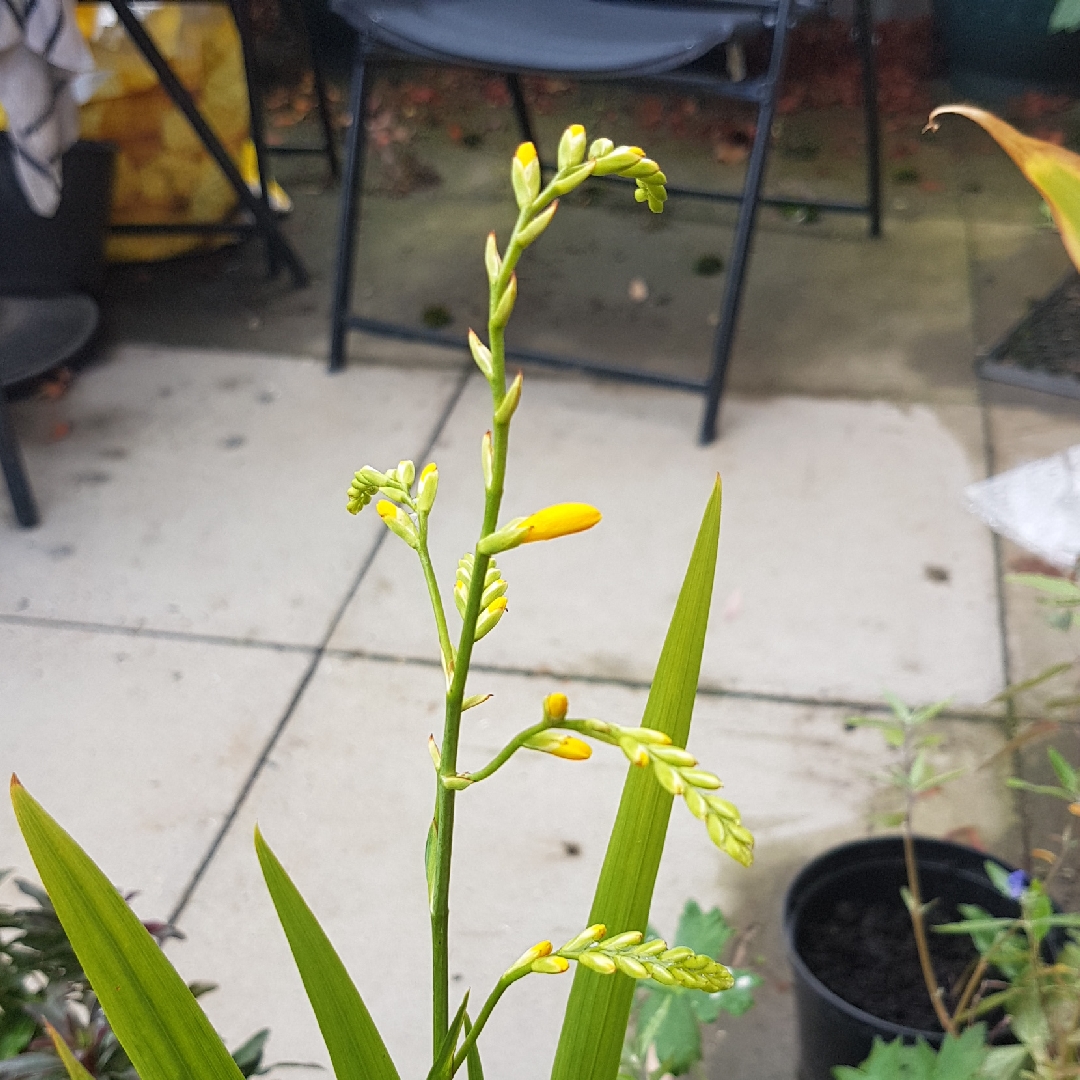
<box><xmin>452</xmin><ymin>970</ymin><xmax>528</xmax><ymax>1074</ymax></box>
<box><xmin>465</xmin><ymin>720</ymin><xmax>553</xmax><ymax>784</ymax></box>
<box><xmin>417</xmin><ymin>517</ymin><xmax>454</xmax><ymax>684</ymax></box>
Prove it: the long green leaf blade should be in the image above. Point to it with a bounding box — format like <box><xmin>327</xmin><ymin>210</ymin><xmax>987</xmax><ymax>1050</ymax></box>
<box><xmin>550</xmin><ymin>478</ymin><xmax>723</xmax><ymax>1080</ymax></box>
<box><xmin>45</xmin><ymin>1023</ymin><xmax>96</xmax><ymax>1080</ymax></box>
<box><xmin>254</xmin><ymin>826</ymin><xmax>400</xmax><ymax>1080</ymax></box>
<box><xmin>10</xmin><ymin>778</ymin><xmax>245</xmax><ymax>1080</ymax></box>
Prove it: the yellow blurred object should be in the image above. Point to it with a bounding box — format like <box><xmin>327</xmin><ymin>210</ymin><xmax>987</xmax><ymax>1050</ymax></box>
<box><xmin>75</xmin><ymin>3</ymin><xmax>258</xmax><ymax>262</ymax></box>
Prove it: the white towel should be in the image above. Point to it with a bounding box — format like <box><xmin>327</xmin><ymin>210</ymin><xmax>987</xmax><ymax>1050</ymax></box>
<box><xmin>0</xmin><ymin>0</ymin><xmax>93</xmax><ymax>216</ymax></box>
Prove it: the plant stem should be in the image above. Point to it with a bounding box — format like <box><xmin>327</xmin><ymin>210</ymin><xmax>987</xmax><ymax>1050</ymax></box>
<box><xmin>902</xmin><ymin>819</ymin><xmax>957</xmax><ymax>1035</ymax></box>
<box><xmin>417</xmin><ymin>517</ymin><xmax>454</xmax><ymax>684</ymax></box>
<box><xmin>452</xmin><ymin>971</ymin><xmax>528</xmax><ymax>1074</ymax></box>
<box><xmin>429</xmin><ymin>204</ymin><xmax>526</xmax><ymax>1056</ymax></box>
<box><xmin>466</xmin><ymin>720</ymin><xmax>553</xmax><ymax>784</ymax></box>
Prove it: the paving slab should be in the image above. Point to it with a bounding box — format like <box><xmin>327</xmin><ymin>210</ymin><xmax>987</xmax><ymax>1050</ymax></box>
<box><xmin>0</xmin><ymin>347</ymin><xmax>464</xmax><ymax>644</ymax></box>
<box><xmin>330</xmin><ymin>375</ymin><xmax>1000</xmax><ymax>706</ymax></box>
<box><xmin>170</xmin><ymin>655</ymin><xmax>1011</xmax><ymax>1080</ymax></box>
<box><xmin>0</xmin><ymin>621</ymin><xmax>310</xmax><ymax>917</ymax></box>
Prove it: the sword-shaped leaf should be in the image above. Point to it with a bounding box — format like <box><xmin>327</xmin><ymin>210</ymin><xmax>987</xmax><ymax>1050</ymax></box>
<box><xmin>550</xmin><ymin>478</ymin><xmax>723</xmax><ymax>1080</ymax></box>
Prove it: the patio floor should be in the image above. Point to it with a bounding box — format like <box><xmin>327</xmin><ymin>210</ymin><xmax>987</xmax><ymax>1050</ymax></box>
<box><xmin>4</xmin><ymin>74</ymin><xmax>1080</xmax><ymax>1079</ymax></box>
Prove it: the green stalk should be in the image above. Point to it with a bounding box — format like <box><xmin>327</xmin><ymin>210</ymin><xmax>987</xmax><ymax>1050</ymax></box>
<box><xmin>451</xmin><ymin>971</ymin><xmax>528</xmax><ymax>1074</ymax></box>
<box><xmin>466</xmin><ymin>721</ymin><xmax>553</xmax><ymax>784</ymax></box>
<box><xmin>429</xmin><ymin>202</ymin><xmax>528</xmax><ymax>1055</ymax></box>
<box><xmin>418</xmin><ymin>517</ymin><xmax>455</xmax><ymax>683</ymax></box>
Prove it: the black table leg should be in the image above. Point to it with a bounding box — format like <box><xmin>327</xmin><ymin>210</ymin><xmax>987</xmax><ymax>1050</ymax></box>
<box><xmin>0</xmin><ymin>388</ymin><xmax>40</xmax><ymax>528</ymax></box>
<box><xmin>106</xmin><ymin>0</ymin><xmax>310</xmax><ymax>287</ymax></box>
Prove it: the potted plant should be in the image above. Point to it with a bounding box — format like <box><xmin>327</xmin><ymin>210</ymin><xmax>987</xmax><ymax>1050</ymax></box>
<box><xmin>5</xmin><ymin>126</ymin><xmax>759</xmax><ymax>1080</ymax></box>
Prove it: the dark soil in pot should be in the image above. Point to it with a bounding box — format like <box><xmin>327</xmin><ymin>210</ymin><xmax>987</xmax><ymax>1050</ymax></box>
<box><xmin>798</xmin><ymin>891</ymin><xmax>994</xmax><ymax>1032</ymax></box>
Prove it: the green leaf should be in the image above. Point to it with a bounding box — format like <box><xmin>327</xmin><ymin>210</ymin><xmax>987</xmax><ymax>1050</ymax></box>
<box><xmin>1005</xmin><ymin>779</ymin><xmax>1073</xmax><ymax>800</ymax></box>
<box><xmin>462</xmin><ymin>1014</ymin><xmax>484</xmax><ymax>1080</ymax></box>
<box><xmin>44</xmin><ymin>1023</ymin><xmax>95</xmax><ymax>1080</ymax></box>
<box><xmin>993</xmin><ymin>662</ymin><xmax>1072</xmax><ymax>701</ymax></box>
<box><xmin>1006</xmin><ymin>574</ymin><xmax>1080</xmax><ymax>601</ymax></box>
<box><xmin>426</xmin><ymin>993</ymin><xmax>468</xmax><ymax>1080</ymax></box>
<box><xmin>1048</xmin><ymin>747</ymin><xmax>1078</xmax><ymax>794</ymax></box>
<box><xmin>425</xmin><ymin>819</ymin><xmax>438</xmax><ymax>916</ymax></box>
<box><xmin>646</xmin><ymin>993</ymin><xmax>699</xmax><ymax>1076</ymax></box>
<box><xmin>979</xmin><ymin>1045</ymin><xmax>1027</xmax><ymax>1080</ymax></box>
<box><xmin>1051</xmin><ymin>0</ymin><xmax>1080</xmax><ymax>32</ymax></box>
<box><xmin>707</xmin><ymin>970</ymin><xmax>761</xmax><ymax>1018</ymax></box>
<box><xmin>550</xmin><ymin>479</ymin><xmax>722</xmax><ymax>1080</ymax></box>
<box><xmin>231</xmin><ymin>1029</ymin><xmax>269</xmax><ymax>1077</ymax></box>
<box><xmin>10</xmin><ymin>779</ymin><xmax>246</xmax><ymax>1080</ymax></box>
<box><xmin>255</xmin><ymin>827</ymin><xmax>400</xmax><ymax>1080</ymax></box>
<box><xmin>831</xmin><ymin>1026</ymin><xmax>988</xmax><ymax>1080</ymax></box>
<box><xmin>0</xmin><ymin>1014</ymin><xmax>36</xmax><ymax>1059</ymax></box>
<box><xmin>673</xmin><ymin>901</ymin><xmax>732</xmax><ymax>960</ymax></box>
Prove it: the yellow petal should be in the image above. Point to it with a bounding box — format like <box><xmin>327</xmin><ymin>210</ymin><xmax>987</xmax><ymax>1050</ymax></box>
<box><xmin>519</xmin><ymin>503</ymin><xmax>601</xmax><ymax>543</ymax></box>
<box><xmin>929</xmin><ymin>105</ymin><xmax>1080</xmax><ymax>272</ymax></box>
<box><xmin>549</xmin><ymin>736</ymin><xmax>592</xmax><ymax>761</ymax></box>
<box><xmin>376</xmin><ymin>500</ymin><xmax>396</xmax><ymax>521</ymax></box>
<box><xmin>544</xmin><ymin>692</ymin><xmax>569</xmax><ymax>721</ymax></box>
<box><xmin>515</xmin><ymin>141</ymin><xmax>538</xmax><ymax>166</ymax></box>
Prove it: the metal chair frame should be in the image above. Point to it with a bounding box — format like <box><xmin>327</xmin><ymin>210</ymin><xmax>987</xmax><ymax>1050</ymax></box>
<box><xmin>329</xmin><ymin>0</ymin><xmax>882</xmax><ymax>442</ymax></box>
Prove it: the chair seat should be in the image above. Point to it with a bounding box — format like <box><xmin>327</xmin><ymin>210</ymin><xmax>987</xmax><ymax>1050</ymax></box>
<box><xmin>0</xmin><ymin>295</ymin><xmax>98</xmax><ymax>387</ymax></box>
<box><xmin>332</xmin><ymin>0</ymin><xmax>771</xmax><ymax>76</ymax></box>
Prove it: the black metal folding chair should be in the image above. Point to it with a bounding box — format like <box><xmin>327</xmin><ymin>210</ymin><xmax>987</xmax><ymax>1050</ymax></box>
<box><xmin>327</xmin><ymin>0</ymin><xmax>882</xmax><ymax>442</ymax></box>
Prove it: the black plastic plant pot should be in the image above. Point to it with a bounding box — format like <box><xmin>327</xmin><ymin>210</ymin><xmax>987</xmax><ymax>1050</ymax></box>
<box><xmin>782</xmin><ymin>836</ymin><xmax>1023</xmax><ymax>1080</ymax></box>
<box><xmin>0</xmin><ymin>136</ymin><xmax>115</xmax><ymax>298</ymax></box>
<box><xmin>932</xmin><ymin>0</ymin><xmax>1080</xmax><ymax>99</ymax></box>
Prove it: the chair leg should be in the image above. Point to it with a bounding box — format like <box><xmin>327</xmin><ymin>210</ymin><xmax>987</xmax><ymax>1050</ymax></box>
<box><xmin>0</xmin><ymin>389</ymin><xmax>40</xmax><ymax>528</ymax></box>
<box><xmin>505</xmin><ymin>74</ymin><xmax>538</xmax><ymax>152</ymax></box>
<box><xmin>329</xmin><ymin>42</ymin><xmax>371</xmax><ymax>372</ymax></box>
<box><xmin>231</xmin><ymin>0</ymin><xmax>279</xmax><ymax>278</ymax></box>
<box><xmin>854</xmin><ymin>0</ymin><xmax>882</xmax><ymax>238</ymax></box>
<box><xmin>699</xmin><ymin>0</ymin><xmax>794</xmax><ymax>444</ymax></box>
<box><xmin>283</xmin><ymin>0</ymin><xmax>340</xmax><ymax>180</ymax></box>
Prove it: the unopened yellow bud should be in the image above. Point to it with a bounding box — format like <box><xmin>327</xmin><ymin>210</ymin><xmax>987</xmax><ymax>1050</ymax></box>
<box><xmin>578</xmin><ymin>951</ymin><xmax>617</xmax><ymax>975</ymax></box>
<box><xmin>561</xmin><ymin>925</ymin><xmax>607</xmax><ymax>952</ymax></box>
<box><xmin>511</xmin><ymin>143</ymin><xmax>540</xmax><ymax>208</ymax></box>
<box><xmin>680</xmin><ymin>768</ymin><xmax>721</xmax><ymax>789</ymax></box>
<box><xmin>532</xmin><ymin>955</ymin><xmax>570</xmax><ymax>974</ymax></box>
<box><xmin>1070</xmin><ymin>803</ymin><xmax>1080</xmax><ymax>817</ymax></box>
<box><xmin>517</xmin><ymin>201</ymin><xmax>558</xmax><ymax>248</ymax></box>
<box><xmin>508</xmin><ymin>940</ymin><xmax>552</xmax><ymax>974</ymax></box>
<box><xmin>545</xmin><ymin>692</ymin><xmax>569</xmax><ymax>721</ymax></box>
<box><xmin>474</xmin><ymin>596</ymin><xmax>508</xmax><ymax>641</ymax></box>
<box><xmin>558</xmin><ymin>124</ymin><xmax>587</xmax><ymax>170</ymax></box>
<box><xmin>589</xmin><ymin>137</ymin><xmax>614</xmax><ymax>159</ymax></box>
<box><xmin>525</xmin><ymin>729</ymin><xmax>591</xmax><ymax>760</ymax></box>
<box><xmin>417</xmin><ymin>463</ymin><xmax>438</xmax><ymax>514</ymax></box>
<box><xmin>376</xmin><ymin>500</ymin><xmax>419</xmax><ymax>549</ymax></box>
<box><xmin>618</xmin><ymin>736</ymin><xmax>649</xmax><ymax>768</ymax></box>
<box><xmin>592</xmin><ymin>145</ymin><xmax>645</xmax><ymax>176</ymax></box>
<box><xmin>396</xmin><ymin>460</ymin><xmax>415</xmax><ymax>488</ymax></box>
<box><xmin>519</xmin><ymin>503</ymin><xmax>601</xmax><ymax>544</ymax></box>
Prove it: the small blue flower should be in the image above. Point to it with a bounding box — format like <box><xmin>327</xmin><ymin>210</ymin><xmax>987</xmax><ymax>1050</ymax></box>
<box><xmin>1007</xmin><ymin>869</ymin><xmax>1029</xmax><ymax>899</ymax></box>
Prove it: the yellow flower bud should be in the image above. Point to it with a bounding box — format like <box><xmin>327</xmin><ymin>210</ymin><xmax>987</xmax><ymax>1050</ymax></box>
<box><xmin>376</xmin><ymin>500</ymin><xmax>419</xmax><ymax>549</ymax></box>
<box><xmin>558</xmin><ymin>124</ymin><xmax>587</xmax><ymax>170</ymax></box>
<box><xmin>417</xmin><ymin>462</ymin><xmax>438</xmax><ymax>514</ymax></box>
<box><xmin>531</xmin><ymin>955</ymin><xmax>570</xmax><ymax>974</ymax></box>
<box><xmin>518</xmin><ymin>201</ymin><xmax>558</xmax><ymax>248</ymax></box>
<box><xmin>525</xmin><ymin>730</ymin><xmax>592</xmax><ymax>761</ymax></box>
<box><xmin>491</xmin><ymin>273</ymin><xmax>518</xmax><ymax>328</ymax></box>
<box><xmin>428</xmin><ymin>734</ymin><xmax>441</xmax><ymax>770</ymax></box>
<box><xmin>578</xmin><ymin>951</ymin><xmax>617</xmax><ymax>975</ymax></box>
<box><xmin>474</xmin><ymin>595</ymin><xmax>508</xmax><ymax>641</ymax></box>
<box><xmin>511</xmin><ymin>143</ymin><xmax>540</xmax><ymax>209</ymax></box>
<box><xmin>508</xmin><ymin>940</ymin><xmax>552</xmax><ymax>974</ymax></box>
<box><xmin>545</xmin><ymin>692</ymin><xmax>569</xmax><ymax>721</ymax></box>
<box><xmin>519</xmin><ymin>503</ymin><xmax>601</xmax><ymax>544</ymax></box>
